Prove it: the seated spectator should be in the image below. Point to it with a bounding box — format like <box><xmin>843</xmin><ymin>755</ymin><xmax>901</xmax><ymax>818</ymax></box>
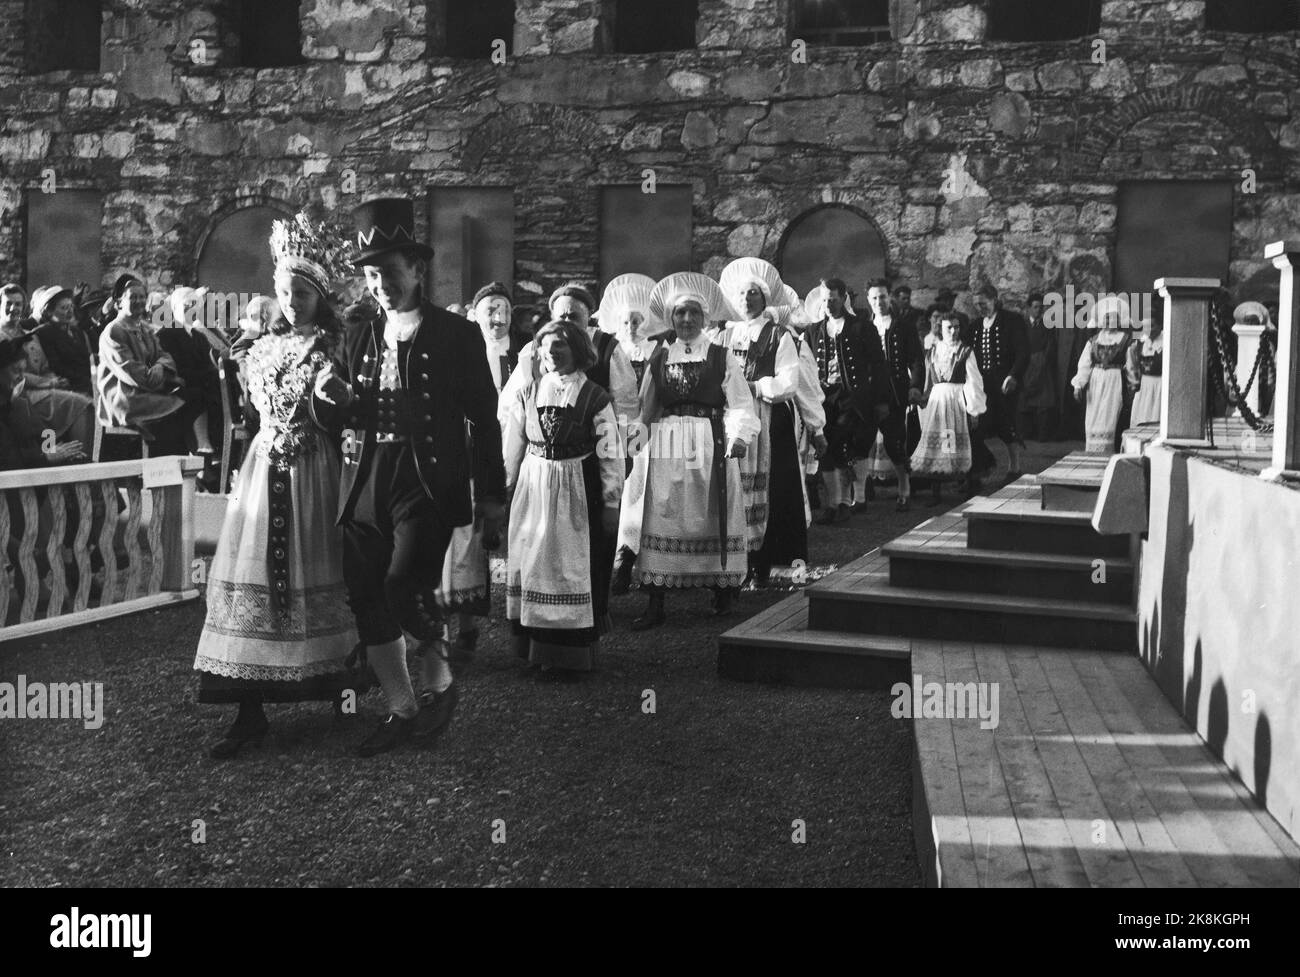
<box><xmin>96</xmin><ymin>275</ymin><xmax>206</xmax><ymax>457</ymax></box>
<box><xmin>0</xmin><ymin>285</ymin><xmax>94</xmax><ymax>449</ymax></box>
<box><xmin>0</xmin><ymin>337</ymin><xmax>86</xmax><ymax>469</ymax></box>
<box><xmin>31</xmin><ymin>285</ymin><xmax>95</xmax><ymax>396</ymax></box>
<box><xmin>155</xmin><ymin>287</ymin><xmax>220</xmax><ymax>455</ymax></box>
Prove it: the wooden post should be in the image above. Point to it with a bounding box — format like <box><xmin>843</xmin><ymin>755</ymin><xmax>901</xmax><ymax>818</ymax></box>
<box><xmin>1231</xmin><ymin>322</ymin><xmax>1267</xmax><ymax>418</ymax></box>
<box><xmin>1154</xmin><ymin>277</ymin><xmax>1219</xmax><ymax>449</ymax></box>
<box><xmin>160</xmin><ymin>462</ymin><xmax>201</xmax><ymax>592</ymax></box>
<box><xmin>1263</xmin><ymin>242</ymin><xmax>1300</xmax><ymax>481</ymax></box>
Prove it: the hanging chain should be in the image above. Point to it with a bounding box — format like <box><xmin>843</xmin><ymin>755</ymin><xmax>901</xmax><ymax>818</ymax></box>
<box><xmin>1208</xmin><ymin>297</ymin><xmax>1274</xmax><ymax>434</ymax></box>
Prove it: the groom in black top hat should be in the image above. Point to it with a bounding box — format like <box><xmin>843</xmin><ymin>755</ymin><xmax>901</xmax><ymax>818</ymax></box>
<box><xmin>313</xmin><ymin>197</ymin><xmax>505</xmax><ymax>757</ymax></box>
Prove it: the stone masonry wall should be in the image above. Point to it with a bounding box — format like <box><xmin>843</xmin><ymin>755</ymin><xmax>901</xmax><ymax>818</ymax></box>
<box><xmin>0</xmin><ymin>0</ymin><xmax>1297</xmax><ymax>309</ymax></box>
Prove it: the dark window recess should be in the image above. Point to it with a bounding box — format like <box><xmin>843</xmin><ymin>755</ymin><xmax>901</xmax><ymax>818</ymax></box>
<box><xmin>232</xmin><ymin>0</ymin><xmax>305</xmax><ymax>68</ymax></box>
<box><xmin>1205</xmin><ymin>0</ymin><xmax>1299</xmax><ymax>33</ymax></box>
<box><xmin>613</xmin><ymin>0</ymin><xmax>698</xmax><ymax>53</ymax></box>
<box><xmin>600</xmin><ymin>186</ymin><xmax>692</xmax><ymax>284</ymax></box>
<box><xmin>26</xmin><ymin>189</ymin><xmax>104</xmax><ymax>289</ymax></box>
<box><xmin>987</xmin><ymin>0</ymin><xmax>1101</xmax><ymax>42</ymax></box>
<box><xmin>792</xmin><ymin>0</ymin><xmax>891</xmax><ymax>46</ymax></box>
<box><xmin>445</xmin><ymin>0</ymin><xmax>515</xmax><ymax>57</ymax></box>
<box><xmin>429</xmin><ymin>188</ymin><xmax>515</xmax><ymax>307</ymax></box>
<box><xmin>25</xmin><ymin>0</ymin><xmax>101</xmax><ymax>73</ymax></box>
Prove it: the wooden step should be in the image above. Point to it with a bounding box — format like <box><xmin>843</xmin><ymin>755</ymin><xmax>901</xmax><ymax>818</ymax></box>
<box><xmin>963</xmin><ymin>492</ymin><xmax>1129</xmax><ymax>558</ymax></box>
<box><xmin>1037</xmin><ymin>452</ymin><xmax>1109</xmax><ymax>512</ymax></box>
<box><xmin>884</xmin><ymin>540</ymin><xmax>1133</xmax><ymax>604</ymax></box>
<box><xmin>806</xmin><ymin>563</ymin><xmax>1136</xmax><ymax>652</ymax></box>
<box><xmin>717</xmin><ymin>591</ymin><xmax>911</xmax><ymax>690</ymax></box>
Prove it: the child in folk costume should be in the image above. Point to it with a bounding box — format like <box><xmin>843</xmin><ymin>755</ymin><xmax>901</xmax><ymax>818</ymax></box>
<box><xmin>1126</xmin><ymin>317</ymin><xmax>1163</xmax><ymax>427</ymax></box>
<box><xmin>719</xmin><ymin>258</ymin><xmax>824</xmax><ymax>586</ymax></box>
<box><xmin>1072</xmin><ymin>295</ymin><xmax>1134</xmax><ymax>453</ymax></box>
<box><xmin>910</xmin><ymin>312</ymin><xmax>986</xmax><ymax>498</ymax></box>
<box><xmin>193</xmin><ymin>213</ymin><xmax>360</xmax><ymax>759</ymax></box>
<box><xmin>438</xmin><ymin>281</ymin><xmax>519</xmax><ymax>660</ymax></box>
<box><xmin>598</xmin><ymin>274</ymin><xmax>662</xmax><ymax>596</ymax></box>
<box><xmin>632</xmin><ymin>274</ymin><xmax>759</xmax><ymax>629</ymax></box>
<box><xmin>502</xmin><ymin>319</ymin><xmax>624</xmax><ymax>675</ymax></box>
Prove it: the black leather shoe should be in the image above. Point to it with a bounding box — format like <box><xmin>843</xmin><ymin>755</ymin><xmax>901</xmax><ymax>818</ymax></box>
<box><xmin>451</xmin><ymin>630</ymin><xmax>477</xmax><ymax>663</ymax></box>
<box><xmin>631</xmin><ymin>593</ymin><xmax>665</xmax><ymax>631</ymax></box>
<box><xmin>711</xmin><ymin>588</ymin><xmax>735</xmax><ymax>616</ymax></box>
<box><xmin>412</xmin><ymin>682</ymin><xmax>459</xmax><ymax>741</ymax></box>
<box><xmin>358</xmin><ymin>714</ymin><xmax>414</xmax><ymax>757</ymax></box>
<box><xmin>611</xmin><ymin>546</ymin><xmax>636</xmax><ymax>596</ymax></box>
<box><xmin>209</xmin><ymin>716</ymin><xmax>269</xmax><ymax>760</ymax></box>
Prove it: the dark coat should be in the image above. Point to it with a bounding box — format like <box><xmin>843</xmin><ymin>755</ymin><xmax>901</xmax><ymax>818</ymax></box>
<box><xmin>872</xmin><ymin>313</ymin><xmax>926</xmax><ymax>405</ymax></box>
<box><xmin>311</xmin><ymin>300</ymin><xmax>505</xmax><ymax>528</ymax></box>
<box><xmin>803</xmin><ymin>312</ymin><xmax>891</xmax><ymax>420</ymax></box>
<box><xmin>972</xmin><ymin>309</ymin><xmax>1031</xmax><ymax>387</ymax></box>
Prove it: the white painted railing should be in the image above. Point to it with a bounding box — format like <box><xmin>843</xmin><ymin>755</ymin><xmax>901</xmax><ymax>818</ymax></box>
<box><xmin>1264</xmin><ymin>241</ymin><xmax>1300</xmax><ymax>481</ymax></box>
<box><xmin>0</xmin><ymin>456</ymin><xmax>204</xmax><ymax>642</ymax></box>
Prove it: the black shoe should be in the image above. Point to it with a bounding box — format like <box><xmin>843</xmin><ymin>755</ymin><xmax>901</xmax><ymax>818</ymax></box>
<box><xmin>611</xmin><ymin>546</ymin><xmax>636</xmax><ymax>596</ymax></box>
<box><xmin>631</xmin><ymin>593</ymin><xmax>665</xmax><ymax>631</ymax></box>
<box><xmin>209</xmin><ymin>716</ymin><xmax>269</xmax><ymax>760</ymax></box>
<box><xmin>358</xmin><ymin>714</ymin><xmax>414</xmax><ymax>757</ymax></box>
<box><xmin>896</xmin><ymin>496</ymin><xmax>910</xmax><ymax>512</ymax></box>
<box><xmin>451</xmin><ymin>629</ymin><xmax>477</xmax><ymax>663</ymax></box>
<box><xmin>413</xmin><ymin>682</ymin><xmax>459</xmax><ymax>741</ymax></box>
<box><xmin>851</xmin><ymin>501</ymin><xmax>870</xmax><ymax>513</ymax></box>
<box><xmin>711</xmin><ymin>588</ymin><xmax>735</xmax><ymax>616</ymax></box>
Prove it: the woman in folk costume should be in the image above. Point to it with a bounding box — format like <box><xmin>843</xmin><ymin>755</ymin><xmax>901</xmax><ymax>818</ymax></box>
<box><xmin>632</xmin><ymin>273</ymin><xmax>759</xmax><ymax>629</ymax></box>
<box><xmin>1125</xmin><ymin>316</ymin><xmax>1163</xmax><ymax>426</ymax></box>
<box><xmin>598</xmin><ymin>274</ymin><xmax>662</xmax><ymax>596</ymax></box>
<box><xmin>719</xmin><ymin>258</ymin><xmax>823</xmax><ymax>586</ymax></box>
<box><xmin>438</xmin><ymin>281</ymin><xmax>518</xmax><ymax>660</ymax></box>
<box><xmin>502</xmin><ymin>319</ymin><xmax>624</xmax><ymax>676</ymax></box>
<box><xmin>910</xmin><ymin>311</ymin><xmax>986</xmax><ymax>499</ymax></box>
<box><xmin>1072</xmin><ymin>294</ymin><xmax>1134</xmax><ymax>454</ymax></box>
<box><xmin>193</xmin><ymin>213</ymin><xmax>360</xmax><ymax>759</ymax></box>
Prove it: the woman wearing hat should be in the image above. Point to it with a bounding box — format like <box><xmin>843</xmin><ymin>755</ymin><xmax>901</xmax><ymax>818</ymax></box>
<box><xmin>31</xmin><ymin>285</ymin><xmax>95</xmax><ymax>396</ymax></box>
<box><xmin>598</xmin><ymin>274</ymin><xmax>664</xmax><ymax>595</ymax></box>
<box><xmin>718</xmin><ymin>258</ymin><xmax>824</xmax><ymax>587</ymax></box>
<box><xmin>193</xmin><ymin>213</ymin><xmax>361</xmax><ymax>759</ymax></box>
<box><xmin>632</xmin><ymin>273</ymin><xmax>759</xmax><ymax>629</ymax></box>
<box><xmin>0</xmin><ymin>283</ymin><xmax>94</xmax><ymax>450</ymax></box>
<box><xmin>502</xmin><ymin>318</ymin><xmax>623</xmax><ymax>675</ymax></box>
<box><xmin>1125</xmin><ymin>315</ymin><xmax>1163</xmax><ymax>427</ymax></box>
<box><xmin>96</xmin><ymin>274</ymin><xmax>206</xmax><ymax>457</ymax></box>
<box><xmin>1071</xmin><ymin>294</ymin><xmax>1133</xmax><ymax>453</ymax></box>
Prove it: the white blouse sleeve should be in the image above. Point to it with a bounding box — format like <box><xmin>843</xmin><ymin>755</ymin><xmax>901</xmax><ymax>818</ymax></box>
<box><xmin>501</xmin><ymin>384</ymin><xmax>529</xmax><ymax>494</ymax></box>
<box><xmin>963</xmin><ymin>353</ymin><xmax>987</xmax><ymax>417</ymax></box>
<box><xmin>791</xmin><ymin>337</ymin><xmax>826</xmax><ymax>436</ymax></box>
<box><xmin>722</xmin><ymin>351</ymin><xmax>761</xmax><ymax>446</ymax></box>
<box><xmin>1073</xmin><ymin>340</ymin><xmax>1095</xmax><ymax>391</ymax></box>
<box><xmin>754</xmin><ymin>330</ymin><xmax>800</xmax><ymax>405</ymax></box>
<box><xmin>607</xmin><ymin>344</ymin><xmax>641</xmax><ymax>427</ymax></box>
<box><xmin>592</xmin><ymin>401</ymin><xmax>625</xmax><ymax>507</ymax></box>
<box><xmin>497</xmin><ymin>342</ymin><xmax>535</xmax><ymax>428</ymax></box>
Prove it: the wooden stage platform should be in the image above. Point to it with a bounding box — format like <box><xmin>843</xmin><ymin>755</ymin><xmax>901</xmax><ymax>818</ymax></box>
<box><xmin>719</xmin><ymin>451</ymin><xmax>1300</xmax><ymax>886</ymax></box>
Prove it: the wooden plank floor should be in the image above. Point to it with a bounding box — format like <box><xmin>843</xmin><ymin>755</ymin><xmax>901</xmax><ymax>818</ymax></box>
<box><xmin>914</xmin><ymin>642</ymin><xmax>1300</xmax><ymax>887</ymax></box>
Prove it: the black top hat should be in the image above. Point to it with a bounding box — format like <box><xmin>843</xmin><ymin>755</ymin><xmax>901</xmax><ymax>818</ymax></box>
<box><xmin>351</xmin><ymin>197</ymin><xmax>434</xmax><ymax>267</ymax></box>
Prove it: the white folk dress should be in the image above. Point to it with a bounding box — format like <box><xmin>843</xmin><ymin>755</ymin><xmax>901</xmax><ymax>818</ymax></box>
<box><xmin>719</xmin><ymin>316</ymin><xmax>804</xmax><ymax>550</ymax></box>
<box><xmin>616</xmin><ymin>337</ymin><xmax>661</xmax><ymax>555</ymax></box>
<box><xmin>503</xmin><ymin>370</ymin><xmax>623</xmax><ymax>660</ymax></box>
<box><xmin>909</xmin><ymin>341</ymin><xmax>987</xmax><ymax>478</ymax></box>
<box><xmin>194</xmin><ymin>331</ymin><xmax>358</xmax><ymax>701</ymax></box>
<box><xmin>1127</xmin><ymin>334</ymin><xmax>1163</xmax><ymax>426</ymax></box>
<box><xmin>636</xmin><ymin>336</ymin><xmax>760</xmax><ymax>589</ymax></box>
<box><xmin>1074</xmin><ymin>330</ymin><xmax>1131</xmax><ymax>453</ymax></box>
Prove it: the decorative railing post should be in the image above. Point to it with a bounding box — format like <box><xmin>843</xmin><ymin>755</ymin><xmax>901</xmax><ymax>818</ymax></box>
<box><xmin>1263</xmin><ymin>241</ymin><xmax>1300</xmax><ymax>481</ymax></box>
<box><xmin>1231</xmin><ymin>321</ymin><xmax>1267</xmax><ymax>418</ymax></box>
<box><xmin>1154</xmin><ymin>277</ymin><xmax>1220</xmax><ymax>448</ymax></box>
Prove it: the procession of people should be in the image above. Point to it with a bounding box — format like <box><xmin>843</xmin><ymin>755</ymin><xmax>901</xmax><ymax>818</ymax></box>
<box><xmin>2</xmin><ymin>194</ymin><xmax>1205</xmax><ymax>760</ymax></box>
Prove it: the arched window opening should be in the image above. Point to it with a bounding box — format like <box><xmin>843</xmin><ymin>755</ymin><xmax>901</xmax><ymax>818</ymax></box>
<box><xmin>776</xmin><ymin>205</ymin><xmax>887</xmax><ymax>300</ymax></box>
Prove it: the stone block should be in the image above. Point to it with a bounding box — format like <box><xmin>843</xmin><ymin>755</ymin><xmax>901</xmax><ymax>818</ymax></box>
<box><xmin>722</xmin><ymin>66</ymin><xmax>781</xmax><ymax>101</ymax></box>
<box><xmin>959</xmin><ymin>59</ymin><xmax>1003</xmax><ymax>89</ymax></box>
<box><xmin>1039</xmin><ymin>61</ymin><xmax>1083</xmax><ymax>92</ymax></box>
<box><xmin>668</xmin><ymin>70</ymin><xmax>713</xmax><ymax>98</ymax></box>
<box><xmin>102</xmin><ymin>132</ymin><xmax>136</xmax><ymax>159</ymax></box>
<box><xmin>1004</xmin><ymin>69</ymin><xmax>1037</xmax><ymax>92</ymax></box>
<box><xmin>989</xmin><ymin>91</ymin><xmax>1031</xmax><ymax>137</ymax></box>
<box><xmin>1088</xmin><ymin>58</ymin><xmax>1135</xmax><ymax>96</ymax></box>
<box><xmin>681</xmin><ymin>111</ymin><xmax>719</xmax><ymax>149</ymax></box>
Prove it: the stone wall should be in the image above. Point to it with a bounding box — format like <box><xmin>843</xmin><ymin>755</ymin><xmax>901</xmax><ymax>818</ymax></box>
<box><xmin>0</xmin><ymin>0</ymin><xmax>1297</xmax><ymax>308</ymax></box>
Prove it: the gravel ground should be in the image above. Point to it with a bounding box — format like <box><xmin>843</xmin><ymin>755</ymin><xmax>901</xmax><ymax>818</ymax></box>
<box><xmin>0</xmin><ymin>440</ymin><xmax>1074</xmax><ymax>888</ymax></box>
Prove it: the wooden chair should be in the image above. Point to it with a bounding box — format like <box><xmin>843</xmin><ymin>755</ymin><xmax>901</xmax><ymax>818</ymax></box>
<box><xmin>89</xmin><ymin>354</ymin><xmax>148</xmax><ymax>463</ymax></box>
<box><xmin>218</xmin><ymin>356</ymin><xmax>251</xmax><ymax>494</ymax></box>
